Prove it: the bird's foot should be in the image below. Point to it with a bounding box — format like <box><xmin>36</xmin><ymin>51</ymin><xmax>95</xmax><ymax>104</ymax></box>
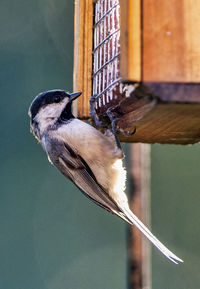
<box><xmin>90</xmin><ymin>94</ymin><xmax>106</xmax><ymax>128</ymax></box>
<box><xmin>106</xmin><ymin>108</ymin><xmax>122</xmax><ymax>151</ymax></box>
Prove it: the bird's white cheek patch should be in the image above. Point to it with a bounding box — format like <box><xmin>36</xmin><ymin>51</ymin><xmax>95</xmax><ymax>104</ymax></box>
<box><xmin>35</xmin><ymin>100</ymin><xmax>69</xmax><ymax>135</ymax></box>
<box><xmin>37</xmin><ymin>104</ymin><xmax>61</xmax><ymax>120</ymax></box>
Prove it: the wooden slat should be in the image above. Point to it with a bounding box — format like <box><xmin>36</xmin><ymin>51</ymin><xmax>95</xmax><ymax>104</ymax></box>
<box><xmin>90</xmin><ymin>81</ymin><xmax>200</xmax><ymax>144</ymax></box>
<box><xmin>120</xmin><ymin>0</ymin><xmax>141</xmax><ymax>82</ymax></box>
<box><xmin>119</xmin><ymin>103</ymin><xmax>200</xmax><ymax>144</ymax></box>
<box><xmin>128</xmin><ymin>144</ymin><xmax>151</xmax><ymax>289</ymax></box>
<box><xmin>144</xmin><ymin>82</ymin><xmax>200</xmax><ymax>102</ymax></box>
<box><xmin>73</xmin><ymin>0</ymin><xmax>93</xmax><ymax>118</ymax></box>
<box><xmin>143</xmin><ymin>0</ymin><xmax>200</xmax><ymax>82</ymax></box>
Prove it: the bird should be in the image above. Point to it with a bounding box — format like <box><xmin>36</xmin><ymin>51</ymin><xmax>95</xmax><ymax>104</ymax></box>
<box><xmin>28</xmin><ymin>89</ymin><xmax>183</xmax><ymax>264</ymax></box>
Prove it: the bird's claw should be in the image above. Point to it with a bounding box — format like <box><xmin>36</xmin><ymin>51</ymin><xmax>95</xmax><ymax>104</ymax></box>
<box><xmin>123</xmin><ymin>127</ymin><xmax>137</xmax><ymax>136</ymax></box>
<box><xmin>89</xmin><ymin>94</ymin><xmax>97</xmax><ymax>105</ymax></box>
<box><xmin>111</xmin><ymin>118</ymin><xmax>122</xmax><ymax>150</ymax></box>
<box><xmin>89</xmin><ymin>94</ymin><xmax>106</xmax><ymax>127</ymax></box>
<box><xmin>106</xmin><ymin>108</ymin><xmax>122</xmax><ymax>150</ymax></box>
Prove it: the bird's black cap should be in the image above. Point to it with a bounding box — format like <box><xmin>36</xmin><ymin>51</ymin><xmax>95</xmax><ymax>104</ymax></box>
<box><xmin>29</xmin><ymin>90</ymin><xmax>82</xmax><ymax>121</ymax></box>
<box><xmin>29</xmin><ymin>90</ymin><xmax>69</xmax><ymax>120</ymax></box>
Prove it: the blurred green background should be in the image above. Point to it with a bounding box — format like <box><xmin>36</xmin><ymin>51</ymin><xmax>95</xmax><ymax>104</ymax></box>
<box><xmin>0</xmin><ymin>0</ymin><xmax>200</xmax><ymax>288</ymax></box>
<box><xmin>0</xmin><ymin>1</ymin><xmax>126</xmax><ymax>288</ymax></box>
<box><xmin>151</xmin><ymin>144</ymin><xmax>200</xmax><ymax>289</ymax></box>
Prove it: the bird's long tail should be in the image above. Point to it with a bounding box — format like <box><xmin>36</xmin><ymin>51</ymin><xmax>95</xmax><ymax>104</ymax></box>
<box><xmin>119</xmin><ymin>206</ymin><xmax>183</xmax><ymax>264</ymax></box>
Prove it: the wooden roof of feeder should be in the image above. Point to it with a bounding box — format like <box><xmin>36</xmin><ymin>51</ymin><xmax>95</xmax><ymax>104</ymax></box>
<box><xmin>73</xmin><ymin>0</ymin><xmax>200</xmax><ymax>144</ymax></box>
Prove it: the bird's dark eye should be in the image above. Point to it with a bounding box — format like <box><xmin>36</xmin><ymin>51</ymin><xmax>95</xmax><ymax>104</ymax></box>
<box><xmin>54</xmin><ymin>95</ymin><xmax>61</xmax><ymax>103</ymax></box>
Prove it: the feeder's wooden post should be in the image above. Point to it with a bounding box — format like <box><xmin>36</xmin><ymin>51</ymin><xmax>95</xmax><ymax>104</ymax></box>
<box><xmin>128</xmin><ymin>144</ymin><xmax>151</xmax><ymax>289</ymax></box>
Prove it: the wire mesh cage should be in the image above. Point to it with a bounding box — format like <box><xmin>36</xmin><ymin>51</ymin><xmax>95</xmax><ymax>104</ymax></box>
<box><xmin>92</xmin><ymin>0</ymin><xmax>138</xmax><ymax>117</ymax></box>
<box><xmin>93</xmin><ymin>0</ymin><xmax>120</xmax><ymax>107</ymax></box>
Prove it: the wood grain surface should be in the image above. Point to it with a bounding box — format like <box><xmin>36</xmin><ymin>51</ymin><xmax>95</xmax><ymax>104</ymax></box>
<box><xmin>119</xmin><ymin>103</ymin><xmax>200</xmax><ymax>144</ymax></box>
<box><xmin>143</xmin><ymin>0</ymin><xmax>200</xmax><ymax>82</ymax></box>
<box><xmin>73</xmin><ymin>0</ymin><xmax>93</xmax><ymax>118</ymax></box>
<box><xmin>120</xmin><ymin>0</ymin><xmax>141</xmax><ymax>82</ymax></box>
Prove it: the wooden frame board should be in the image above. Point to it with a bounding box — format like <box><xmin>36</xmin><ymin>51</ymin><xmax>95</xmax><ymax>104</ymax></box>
<box><xmin>73</xmin><ymin>0</ymin><xmax>93</xmax><ymax>118</ymax></box>
<box><xmin>119</xmin><ymin>0</ymin><xmax>141</xmax><ymax>82</ymax></box>
<box><xmin>143</xmin><ymin>0</ymin><xmax>200</xmax><ymax>82</ymax></box>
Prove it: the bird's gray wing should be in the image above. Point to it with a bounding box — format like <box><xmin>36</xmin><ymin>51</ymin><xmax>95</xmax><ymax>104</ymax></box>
<box><xmin>45</xmin><ymin>137</ymin><xmax>126</xmax><ymax>216</ymax></box>
<box><xmin>44</xmin><ymin>137</ymin><xmax>183</xmax><ymax>264</ymax></box>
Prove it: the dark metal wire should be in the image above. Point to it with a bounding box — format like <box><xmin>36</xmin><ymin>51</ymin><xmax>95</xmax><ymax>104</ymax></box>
<box><xmin>93</xmin><ymin>28</ymin><xmax>120</xmax><ymax>53</ymax></box>
<box><xmin>94</xmin><ymin>77</ymin><xmax>122</xmax><ymax>99</ymax></box>
<box><xmin>93</xmin><ymin>52</ymin><xmax>120</xmax><ymax>77</ymax></box>
<box><xmin>93</xmin><ymin>3</ymin><xmax>118</xmax><ymax>27</ymax></box>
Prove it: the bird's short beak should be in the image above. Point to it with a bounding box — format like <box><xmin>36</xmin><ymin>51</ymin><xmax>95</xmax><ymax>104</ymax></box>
<box><xmin>69</xmin><ymin>92</ymin><xmax>82</xmax><ymax>102</ymax></box>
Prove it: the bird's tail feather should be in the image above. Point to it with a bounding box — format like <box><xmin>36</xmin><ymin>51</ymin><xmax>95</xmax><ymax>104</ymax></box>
<box><xmin>120</xmin><ymin>206</ymin><xmax>183</xmax><ymax>264</ymax></box>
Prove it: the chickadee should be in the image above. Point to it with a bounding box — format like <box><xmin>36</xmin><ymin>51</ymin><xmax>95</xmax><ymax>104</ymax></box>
<box><xmin>28</xmin><ymin>89</ymin><xmax>183</xmax><ymax>264</ymax></box>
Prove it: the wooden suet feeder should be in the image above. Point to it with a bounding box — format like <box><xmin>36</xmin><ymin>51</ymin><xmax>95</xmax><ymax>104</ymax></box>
<box><xmin>73</xmin><ymin>0</ymin><xmax>200</xmax><ymax>145</ymax></box>
<box><xmin>73</xmin><ymin>1</ymin><xmax>200</xmax><ymax>288</ymax></box>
